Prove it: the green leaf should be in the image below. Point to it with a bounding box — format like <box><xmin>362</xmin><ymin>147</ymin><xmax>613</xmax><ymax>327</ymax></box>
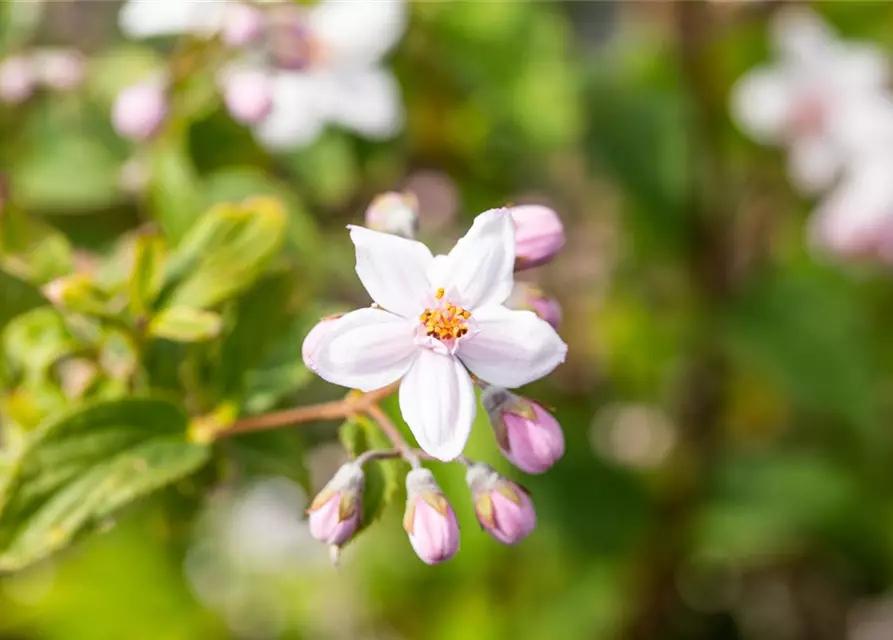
<box><xmin>0</xmin><ymin>207</ymin><xmax>73</xmax><ymax>284</ymax></box>
<box><xmin>159</xmin><ymin>198</ymin><xmax>287</xmax><ymax>310</ymax></box>
<box><xmin>128</xmin><ymin>233</ymin><xmax>167</xmax><ymax>317</ymax></box>
<box><xmin>0</xmin><ymin>268</ymin><xmax>45</xmax><ymax>331</ymax></box>
<box><xmin>148</xmin><ymin>138</ymin><xmax>203</xmax><ymax>244</ymax></box>
<box><xmin>148</xmin><ymin>307</ymin><xmax>222</xmax><ymax>343</ymax></box>
<box><xmin>339</xmin><ymin>416</ymin><xmax>404</xmax><ymax>537</ymax></box>
<box><xmin>2</xmin><ymin>307</ymin><xmax>78</xmax><ymax>378</ymax></box>
<box><xmin>0</xmin><ymin>397</ymin><xmax>209</xmax><ymax>572</ymax></box>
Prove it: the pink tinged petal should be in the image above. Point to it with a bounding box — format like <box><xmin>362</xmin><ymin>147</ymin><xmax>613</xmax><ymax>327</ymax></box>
<box><xmin>301</xmin><ymin>315</ymin><xmax>341</xmax><ymax>372</ymax></box>
<box><xmin>729</xmin><ymin>68</ymin><xmax>794</xmax><ymax>145</ymax></box>
<box><xmin>502</xmin><ymin>404</ymin><xmax>565</xmax><ymax>474</ymax></box>
<box><xmin>253</xmin><ymin>71</ymin><xmax>325</xmax><ymax>150</ymax></box>
<box><xmin>349</xmin><ymin>225</ymin><xmax>433</xmax><ymax>318</ymax></box>
<box><xmin>771</xmin><ymin>7</ymin><xmax>835</xmax><ymax>63</ymax></box>
<box><xmin>458</xmin><ymin>306</ymin><xmax>567</xmax><ymax>389</ymax></box>
<box><xmin>327</xmin><ymin>66</ymin><xmax>403</xmax><ymax>139</ymax></box>
<box><xmin>408</xmin><ymin>498</ymin><xmax>459</xmax><ymax>565</ymax></box>
<box><xmin>307</xmin><ymin>491</ymin><xmax>359</xmax><ymax>545</ymax></box>
<box><xmin>222</xmin><ymin>68</ymin><xmax>274</xmax><ymax>125</ymax></box>
<box><xmin>221</xmin><ymin>2</ymin><xmax>266</xmax><ymax>48</ymax></box>
<box><xmin>311</xmin><ymin>308</ymin><xmax>416</xmax><ymax>392</ymax></box>
<box><xmin>399</xmin><ymin>349</ymin><xmax>475</xmax><ymax>461</ymax></box>
<box><xmin>488</xmin><ymin>490</ymin><xmax>536</xmax><ymax>545</ymax></box>
<box><xmin>0</xmin><ymin>56</ymin><xmax>36</xmax><ymax>104</ymax></box>
<box><xmin>437</xmin><ymin>208</ymin><xmax>516</xmax><ymax>310</ymax></box>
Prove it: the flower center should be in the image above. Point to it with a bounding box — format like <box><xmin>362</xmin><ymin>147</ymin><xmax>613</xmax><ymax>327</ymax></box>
<box><xmin>266</xmin><ymin>7</ymin><xmax>319</xmax><ymax>71</ymax></box>
<box><xmin>419</xmin><ymin>288</ymin><xmax>471</xmax><ymax>342</ymax></box>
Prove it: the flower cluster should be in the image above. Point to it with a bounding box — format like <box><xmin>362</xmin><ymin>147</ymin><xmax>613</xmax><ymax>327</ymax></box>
<box><xmin>303</xmin><ymin>194</ymin><xmax>568</xmax><ymax>562</ymax></box>
<box><xmin>731</xmin><ymin>8</ymin><xmax>893</xmax><ymax>262</ymax></box>
<box><xmin>0</xmin><ymin>49</ymin><xmax>84</xmax><ymax>105</ymax></box>
<box><xmin>114</xmin><ymin>0</ymin><xmax>406</xmax><ymax>149</ymax></box>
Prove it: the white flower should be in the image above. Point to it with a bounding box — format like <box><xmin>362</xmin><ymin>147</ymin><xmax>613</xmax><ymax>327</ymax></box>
<box><xmin>251</xmin><ymin>0</ymin><xmax>407</xmax><ymax>149</ymax></box>
<box><xmin>119</xmin><ymin>0</ymin><xmax>229</xmax><ymax>39</ymax></box>
<box><xmin>809</xmin><ymin>153</ymin><xmax>893</xmax><ymax>262</ymax></box>
<box><xmin>730</xmin><ymin>8</ymin><xmax>893</xmax><ymax>194</ymax></box>
<box><xmin>307</xmin><ymin>210</ymin><xmax>568</xmax><ymax>461</ymax></box>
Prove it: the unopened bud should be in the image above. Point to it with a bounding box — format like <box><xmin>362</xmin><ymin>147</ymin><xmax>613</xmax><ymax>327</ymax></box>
<box><xmin>302</xmin><ymin>314</ymin><xmax>343</xmax><ymax>373</ymax></box>
<box><xmin>466</xmin><ymin>463</ymin><xmax>536</xmax><ymax>545</ymax></box>
<box><xmin>365</xmin><ymin>191</ymin><xmax>419</xmax><ymax>239</ymax></box>
<box><xmin>112</xmin><ymin>80</ymin><xmax>168</xmax><ymax>141</ymax></box>
<box><xmin>510</xmin><ymin>205</ymin><xmax>565</xmax><ymax>270</ymax></box>
<box><xmin>0</xmin><ymin>55</ymin><xmax>36</xmax><ymax>104</ymax></box>
<box><xmin>34</xmin><ymin>48</ymin><xmax>85</xmax><ymax>92</ymax></box>
<box><xmin>482</xmin><ymin>387</ymin><xmax>564</xmax><ymax>474</ymax></box>
<box><xmin>307</xmin><ymin>462</ymin><xmax>364</xmax><ymax>546</ymax></box>
<box><xmin>505</xmin><ymin>282</ymin><xmax>561</xmax><ymax>329</ymax></box>
<box><xmin>403</xmin><ymin>468</ymin><xmax>459</xmax><ymax>564</ymax></box>
<box><xmin>221</xmin><ymin>2</ymin><xmax>266</xmax><ymax>48</ymax></box>
<box><xmin>222</xmin><ymin>68</ymin><xmax>274</xmax><ymax>125</ymax></box>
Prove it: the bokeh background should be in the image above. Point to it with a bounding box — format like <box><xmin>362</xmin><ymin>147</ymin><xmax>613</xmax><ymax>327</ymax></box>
<box><xmin>4</xmin><ymin>1</ymin><xmax>893</xmax><ymax>639</ymax></box>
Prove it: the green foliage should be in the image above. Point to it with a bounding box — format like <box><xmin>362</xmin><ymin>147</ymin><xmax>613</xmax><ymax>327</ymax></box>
<box><xmin>0</xmin><ymin>398</ymin><xmax>209</xmax><ymax>572</ymax></box>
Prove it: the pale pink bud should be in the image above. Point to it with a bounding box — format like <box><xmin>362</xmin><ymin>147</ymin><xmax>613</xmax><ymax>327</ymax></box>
<box><xmin>482</xmin><ymin>387</ymin><xmax>564</xmax><ymax>474</ymax></box>
<box><xmin>505</xmin><ymin>282</ymin><xmax>561</xmax><ymax>329</ymax></box>
<box><xmin>365</xmin><ymin>191</ymin><xmax>419</xmax><ymax>239</ymax></box>
<box><xmin>223</xmin><ymin>68</ymin><xmax>273</xmax><ymax>125</ymax></box>
<box><xmin>403</xmin><ymin>468</ymin><xmax>459</xmax><ymax>565</ymax></box>
<box><xmin>0</xmin><ymin>55</ymin><xmax>36</xmax><ymax>104</ymax></box>
<box><xmin>267</xmin><ymin>6</ymin><xmax>314</xmax><ymax>71</ymax></box>
<box><xmin>510</xmin><ymin>205</ymin><xmax>565</xmax><ymax>270</ymax></box>
<box><xmin>467</xmin><ymin>463</ymin><xmax>536</xmax><ymax>545</ymax></box>
<box><xmin>221</xmin><ymin>3</ymin><xmax>266</xmax><ymax>48</ymax></box>
<box><xmin>34</xmin><ymin>49</ymin><xmax>85</xmax><ymax>92</ymax></box>
<box><xmin>112</xmin><ymin>80</ymin><xmax>168</xmax><ymax>141</ymax></box>
<box><xmin>302</xmin><ymin>314</ymin><xmax>343</xmax><ymax>373</ymax></box>
<box><xmin>307</xmin><ymin>462</ymin><xmax>364</xmax><ymax>546</ymax></box>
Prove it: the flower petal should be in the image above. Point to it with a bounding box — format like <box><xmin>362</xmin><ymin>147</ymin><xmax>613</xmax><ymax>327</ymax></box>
<box><xmin>729</xmin><ymin>68</ymin><xmax>794</xmax><ymax>145</ymax></box>
<box><xmin>788</xmin><ymin>135</ymin><xmax>841</xmax><ymax>195</ymax></box>
<box><xmin>433</xmin><ymin>209</ymin><xmax>515</xmax><ymax>310</ymax></box>
<box><xmin>311</xmin><ymin>308</ymin><xmax>416</xmax><ymax>392</ymax></box>
<box><xmin>349</xmin><ymin>225</ymin><xmax>433</xmax><ymax>318</ymax></box>
<box><xmin>327</xmin><ymin>67</ymin><xmax>403</xmax><ymax>139</ymax></box>
<box><xmin>399</xmin><ymin>350</ymin><xmax>475</xmax><ymax>461</ymax></box>
<box><xmin>119</xmin><ymin>0</ymin><xmax>226</xmax><ymax>38</ymax></box>
<box><xmin>311</xmin><ymin>0</ymin><xmax>407</xmax><ymax>66</ymax></box>
<box><xmin>253</xmin><ymin>71</ymin><xmax>325</xmax><ymax>150</ymax></box>
<box><xmin>458</xmin><ymin>305</ymin><xmax>567</xmax><ymax>388</ymax></box>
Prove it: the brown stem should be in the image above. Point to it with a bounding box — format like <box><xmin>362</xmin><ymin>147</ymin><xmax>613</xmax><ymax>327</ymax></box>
<box><xmin>366</xmin><ymin>403</ymin><xmax>420</xmax><ymax>467</ymax></box>
<box><xmin>217</xmin><ymin>382</ymin><xmax>399</xmax><ymax>439</ymax></box>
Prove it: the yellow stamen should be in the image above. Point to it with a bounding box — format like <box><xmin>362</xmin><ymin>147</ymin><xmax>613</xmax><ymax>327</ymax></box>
<box><xmin>435</xmin><ymin>287</ymin><xmax>445</xmax><ymax>300</ymax></box>
<box><xmin>419</xmin><ymin>294</ymin><xmax>472</xmax><ymax>342</ymax></box>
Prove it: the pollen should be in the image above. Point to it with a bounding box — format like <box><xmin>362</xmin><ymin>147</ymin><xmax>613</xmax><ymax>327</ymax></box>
<box><xmin>435</xmin><ymin>287</ymin><xmax>445</xmax><ymax>300</ymax></box>
<box><xmin>420</xmin><ymin>298</ymin><xmax>471</xmax><ymax>341</ymax></box>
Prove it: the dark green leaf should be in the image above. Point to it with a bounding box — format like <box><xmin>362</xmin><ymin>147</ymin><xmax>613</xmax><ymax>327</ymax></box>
<box><xmin>0</xmin><ymin>268</ymin><xmax>45</xmax><ymax>331</ymax></box>
<box><xmin>148</xmin><ymin>138</ymin><xmax>203</xmax><ymax>244</ymax></box>
<box><xmin>148</xmin><ymin>307</ymin><xmax>222</xmax><ymax>343</ymax></box>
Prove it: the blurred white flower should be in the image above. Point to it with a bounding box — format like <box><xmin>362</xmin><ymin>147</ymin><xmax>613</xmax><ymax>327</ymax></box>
<box><xmin>730</xmin><ymin>8</ymin><xmax>893</xmax><ymax>194</ymax></box>
<box><xmin>808</xmin><ymin>153</ymin><xmax>893</xmax><ymax>262</ymax></box>
<box><xmin>248</xmin><ymin>0</ymin><xmax>407</xmax><ymax>149</ymax></box>
<box><xmin>119</xmin><ymin>0</ymin><xmax>408</xmax><ymax>150</ymax></box>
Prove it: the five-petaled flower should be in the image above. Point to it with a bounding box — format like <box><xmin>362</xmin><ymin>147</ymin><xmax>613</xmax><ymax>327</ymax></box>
<box><xmin>305</xmin><ymin>209</ymin><xmax>568</xmax><ymax>461</ymax></box>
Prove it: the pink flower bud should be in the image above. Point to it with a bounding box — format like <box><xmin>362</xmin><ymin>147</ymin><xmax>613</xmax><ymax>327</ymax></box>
<box><xmin>505</xmin><ymin>282</ymin><xmax>561</xmax><ymax>329</ymax></box>
<box><xmin>302</xmin><ymin>314</ymin><xmax>343</xmax><ymax>373</ymax></box>
<box><xmin>403</xmin><ymin>468</ymin><xmax>459</xmax><ymax>564</ymax></box>
<box><xmin>482</xmin><ymin>387</ymin><xmax>564</xmax><ymax>474</ymax></box>
<box><xmin>222</xmin><ymin>68</ymin><xmax>273</xmax><ymax>125</ymax></box>
<box><xmin>112</xmin><ymin>80</ymin><xmax>168</xmax><ymax>141</ymax></box>
<box><xmin>365</xmin><ymin>191</ymin><xmax>419</xmax><ymax>239</ymax></box>
<box><xmin>509</xmin><ymin>205</ymin><xmax>565</xmax><ymax>270</ymax></box>
<box><xmin>467</xmin><ymin>463</ymin><xmax>536</xmax><ymax>545</ymax></box>
<box><xmin>267</xmin><ymin>6</ymin><xmax>315</xmax><ymax>71</ymax></box>
<box><xmin>221</xmin><ymin>3</ymin><xmax>266</xmax><ymax>48</ymax></box>
<box><xmin>307</xmin><ymin>462</ymin><xmax>364</xmax><ymax>546</ymax></box>
<box><xmin>34</xmin><ymin>49</ymin><xmax>85</xmax><ymax>92</ymax></box>
<box><xmin>0</xmin><ymin>55</ymin><xmax>36</xmax><ymax>104</ymax></box>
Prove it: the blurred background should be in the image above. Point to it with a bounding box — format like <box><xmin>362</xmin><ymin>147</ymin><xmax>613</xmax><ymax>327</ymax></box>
<box><xmin>4</xmin><ymin>1</ymin><xmax>893</xmax><ymax>639</ymax></box>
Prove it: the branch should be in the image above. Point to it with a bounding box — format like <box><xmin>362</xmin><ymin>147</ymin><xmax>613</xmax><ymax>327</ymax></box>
<box><xmin>217</xmin><ymin>381</ymin><xmax>399</xmax><ymax>439</ymax></box>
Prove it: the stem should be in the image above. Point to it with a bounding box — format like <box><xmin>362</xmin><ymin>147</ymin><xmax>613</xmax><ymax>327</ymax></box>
<box><xmin>217</xmin><ymin>382</ymin><xmax>399</xmax><ymax>439</ymax></box>
<box><xmin>366</xmin><ymin>403</ymin><xmax>421</xmax><ymax>468</ymax></box>
<box><xmin>355</xmin><ymin>449</ymin><xmax>403</xmax><ymax>466</ymax></box>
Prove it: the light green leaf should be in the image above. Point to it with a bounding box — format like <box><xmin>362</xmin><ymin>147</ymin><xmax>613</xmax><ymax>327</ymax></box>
<box><xmin>2</xmin><ymin>307</ymin><xmax>78</xmax><ymax>378</ymax></box>
<box><xmin>0</xmin><ymin>397</ymin><xmax>209</xmax><ymax>572</ymax></box>
<box><xmin>148</xmin><ymin>307</ymin><xmax>221</xmax><ymax>343</ymax></box>
<box><xmin>128</xmin><ymin>233</ymin><xmax>167</xmax><ymax>317</ymax></box>
<box><xmin>148</xmin><ymin>138</ymin><xmax>203</xmax><ymax>244</ymax></box>
<box><xmin>159</xmin><ymin>198</ymin><xmax>287</xmax><ymax>310</ymax></box>
<box><xmin>0</xmin><ymin>207</ymin><xmax>73</xmax><ymax>285</ymax></box>
<box><xmin>339</xmin><ymin>416</ymin><xmax>404</xmax><ymax>538</ymax></box>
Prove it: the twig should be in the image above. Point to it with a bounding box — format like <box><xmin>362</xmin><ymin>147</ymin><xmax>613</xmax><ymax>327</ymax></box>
<box><xmin>366</xmin><ymin>403</ymin><xmax>421</xmax><ymax>468</ymax></box>
<box><xmin>217</xmin><ymin>382</ymin><xmax>399</xmax><ymax>439</ymax></box>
